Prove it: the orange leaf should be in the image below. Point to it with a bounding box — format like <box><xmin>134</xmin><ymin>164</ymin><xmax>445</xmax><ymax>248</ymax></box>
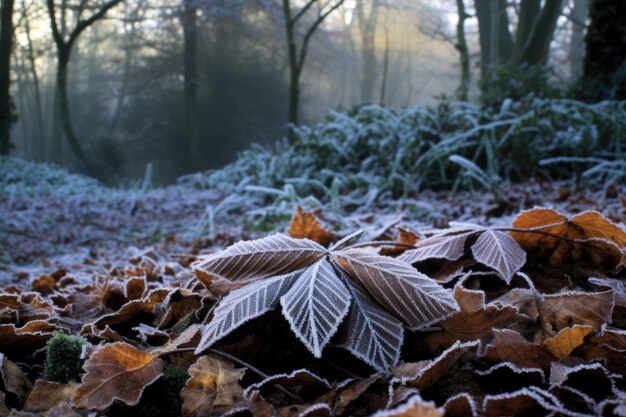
<box><xmin>73</xmin><ymin>342</ymin><xmax>163</xmax><ymax>410</ymax></box>
<box><xmin>543</xmin><ymin>326</ymin><xmax>593</xmax><ymax>358</ymax></box>
<box><xmin>511</xmin><ymin>208</ymin><xmax>626</xmax><ymax>267</ymax></box>
<box><xmin>288</xmin><ymin>206</ymin><xmax>334</xmax><ymax>246</ymax></box>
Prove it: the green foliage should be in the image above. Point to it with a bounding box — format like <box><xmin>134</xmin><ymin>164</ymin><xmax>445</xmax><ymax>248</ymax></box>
<box><xmin>198</xmin><ymin>99</ymin><xmax>626</xmax><ymax>205</ymax></box>
<box><xmin>480</xmin><ymin>63</ymin><xmax>565</xmax><ymax>108</ymax></box>
<box><xmin>43</xmin><ymin>331</ymin><xmax>86</xmax><ymax>383</ymax></box>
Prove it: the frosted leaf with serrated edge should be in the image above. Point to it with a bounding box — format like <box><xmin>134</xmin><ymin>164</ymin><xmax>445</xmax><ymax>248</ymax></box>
<box><xmin>192</xmin><ymin>234</ymin><xmax>327</xmax><ymax>281</ymax></box>
<box><xmin>195</xmin><ymin>272</ymin><xmax>301</xmax><ymax>354</ymax></box>
<box><xmin>334</xmin><ymin>249</ymin><xmax>459</xmax><ymax>330</ymax></box>
<box><xmin>398</xmin><ymin>231</ymin><xmax>476</xmax><ymax>264</ymax></box>
<box><xmin>471</xmin><ymin>229</ymin><xmax>526</xmax><ymax>284</ymax></box>
<box><xmin>335</xmin><ymin>267</ymin><xmax>403</xmax><ymax>372</ymax></box>
<box><xmin>280</xmin><ymin>258</ymin><xmax>350</xmax><ymax>358</ymax></box>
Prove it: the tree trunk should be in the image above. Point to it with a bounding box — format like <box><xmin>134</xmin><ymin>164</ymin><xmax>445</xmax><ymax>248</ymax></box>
<box><xmin>56</xmin><ymin>48</ymin><xmax>86</xmax><ymax>161</ymax></box>
<box><xmin>455</xmin><ymin>0</ymin><xmax>470</xmax><ymax>101</ymax></box>
<box><xmin>356</xmin><ymin>0</ymin><xmax>380</xmax><ymax>104</ymax></box>
<box><xmin>23</xmin><ymin>5</ymin><xmax>45</xmax><ymax>158</ymax></box>
<box><xmin>182</xmin><ymin>0</ymin><xmax>199</xmax><ymax>157</ymax></box>
<box><xmin>569</xmin><ymin>0</ymin><xmax>588</xmax><ymax>80</ymax></box>
<box><xmin>0</xmin><ymin>0</ymin><xmax>15</xmax><ymax>155</ymax></box>
<box><xmin>475</xmin><ymin>0</ymin><xmax>512</xmax><ymax>78</ymax></box>
<box><xmin>515</xmin><ymin>0</ymin><xmax>541</xmax><ymax>60</ymax></box>
<box><xmin>520</xmin><ymin>0</ymin><xmax>565</xmax><ymax>65</ymax></box>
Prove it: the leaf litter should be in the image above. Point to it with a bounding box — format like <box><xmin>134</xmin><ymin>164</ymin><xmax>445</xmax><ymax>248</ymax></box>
<box><xmin>2</xmin><ymin>162</ymin><xmax>626</xmax><ymax>415</ymax></box>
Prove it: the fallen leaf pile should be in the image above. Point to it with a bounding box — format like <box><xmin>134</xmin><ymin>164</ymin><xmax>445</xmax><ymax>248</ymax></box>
<box><xmin>1</xmin><ymin>205</ymin><xmax>626</xmax><ymax>416</ymax></box>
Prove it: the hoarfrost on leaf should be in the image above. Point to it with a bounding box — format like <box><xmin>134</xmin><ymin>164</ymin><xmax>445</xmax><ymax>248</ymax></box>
<box><xmin>192</xmin><ymin>234</ymin><xmax>327</xmax><ymax>282</ymax></box>
<box><xmin>280</xmin><ymin>258</ymin><xmax>351</xmax><ymax>358</ymax></box>
<box><xmin>195</xmin><ymin>272</ymin><xmax>301</xmax><ymax>354</ymax></box>
<box><xmin>471</xmin><ymin>229</ymin><xmax>526</xmax><ymax>284</ymax></box>
<box><xmin>335</xmin><ymin>268</ymin><xmax>403</xmax><ymax>372</ymax></box>
<box><xmin>333</xmin><ymin>249</ymin><xmax>459</xmax><ymax>329</ymax></box>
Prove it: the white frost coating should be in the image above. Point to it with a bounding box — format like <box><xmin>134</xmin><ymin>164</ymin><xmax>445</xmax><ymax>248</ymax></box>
<box><xmin>298</xmin><ymin>403</ymin><xmax>332</xmax><ymax>417</ymax></box>
<box><xmin>475</xmin><ymin>362</ymin><xmax>545</xmax><ymax>382</ymax></box>
<box><xmin>444</xmin><ymin>393</ymin><xmax>479</xmax><ymax>417</ymax></box>
<box><xmin>335</xmin><ymin>267</ymin><xmax>403</xmax><ymax>372</ymax></box>
<box><xmin>391</xmin><ymin>340</ymin><xmax>480</xmax><ymax>386</ymax></box>
<box><xmin>243</xmin><ymin>368</ymin><xmax>331</xmax><ymax>398</ymax></box>
<box><xmin>192</xmin><ymin>233</ymin><xmax>327</xmax><ymax>281</ymax></box>
<box><xmin>335</xmin><ymin>249</ymin><xmax>460</xmax><ymax>330</ymax></box>
<box><xmin>280</xmin><ymin>258</ymin><xmax>351</xmax><ymax>358</ymax></box>
<box><xmin>397</xmin><ymin>230</ymin><xmax>476</xmax><ymax>264</ymax></box>
<box><xmin>483</xmin><ymin>387</ymin><xmax>566</xmax><ymax>416</ymax></box>
<box><xmin>372</xmin><ymin>394</ymin><xmax>443</xmax><ymax>417</ymax></box>
<box><xmin>471</xmin><ymin>229</ymin><xmax>527</xmax><ymax>284</ymax></box>
<box><xmin>195</xmin><ymin>271</ymin><xmax>301</xmax><ymax>354</ymax></box>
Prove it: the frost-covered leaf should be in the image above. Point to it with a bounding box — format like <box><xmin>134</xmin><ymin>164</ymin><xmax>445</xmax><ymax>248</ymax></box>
<box><xmin>280</xmin><ymin>258</ymin><xmax>351</xmax><ymax>357</ymax></box>
<box><xmin>73</xmin><ymin>342</ymin><xmax>163</xmax><ymax>410</ymax></box>
<box><xmin>334</xmin><ymin>249</ymin><xmax>459</xmax><ymax>330</ymax></box>
<box><xmin>397</xmin><ymin>231</ymin><xmax>475</xmax><ymax>264</ymax></box>
<box><xmin>471</xmin><ymin>229</ymin><xmax>526</xmax><ymax>284</ymax></box>
<box><xmin>180</xmin><ymin>356</ymin><xmax>245</xmax><ymax>417</ymax></box>
<box><xmin>335</xmin><ymin>270</ymin><xmax>403</xmax><ymax>372</ymax></box>
<box><xmin>192</xmin><ymin>234</ymin><xmax>327</xmax><ymax>283</ymax></box>
<box><xmin>196</xmin><ymin>272</ymin><xmax>300</xmax><ymax>354</ymax></box>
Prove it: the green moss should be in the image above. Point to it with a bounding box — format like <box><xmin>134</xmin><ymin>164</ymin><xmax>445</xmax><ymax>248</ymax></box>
<box><xmin>43</xmin><ymin>331</ymin><xmax>86</xmax><ymax>383</ymax></box>
<box><xmin>133</xmin><ymin>366</ymin><xmax>189</xmax><ymax>417</ymax></box>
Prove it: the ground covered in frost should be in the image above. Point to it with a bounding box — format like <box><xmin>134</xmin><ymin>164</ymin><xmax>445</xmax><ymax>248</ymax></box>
<box><xmin>1</xmin><ymin>98</ymin><xmax>626</xmax><ymax>416</ymax></box>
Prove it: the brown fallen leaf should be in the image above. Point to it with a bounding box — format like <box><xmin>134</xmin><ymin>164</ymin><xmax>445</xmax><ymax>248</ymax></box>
<box><xmin>371</xmin><ymin>394</ymin><xmax>443</xmax><ymax>417</ymax></box>
<box><xmin>483</xmin><ymin>329</ymin><xmax>556</xmax><ymax>372</ymax></box>
<box><xmin>73</xmin><ymin>342</ymin><xmax>163</xmax><ymax>410</ymax></box>
<box><xmin>23</xmin><ymin>381</ymin><xmax>78</xmax><ymax>412</ymax></box>
<box><xmin>392</xmin><ymin>341</ymin><xmax>479</xmax><ymax>389</ymax></box>
<box><xmin>426</xmin><ymin>285</ymin><xmax>531</xmax><ymax>351</ymax></box>
<box><xmin>180</xmin><ymin>355</ymin><xmax>246</xmax><ymax>417</ymax></box>
<box><xmin>511</xmin><ymin>208</ymin><xmax>626</xmax><ymax>267</ymax></box>
<box><xmin>538</xmin><ymin>290</ymin><xmax>614</xmax><ymax>334</ymax></box>
<box><xmin>543</xmin><ymin>325</ymin><xmax>594</xmax><ymax>359</ymax></box>
<box><xmin>0</xmin><ymin>354</ymin><xmax>32</xmax><ymax>405</ymax></box>
<box><xmin>443</xmin><ymin>393</ymin><xmax>477</xmax><ymax>417</ymax></box>
<box><xmin>288</xmin><ymin>206</ymin><xmax>334</xmax><ymax>246</ymax></box>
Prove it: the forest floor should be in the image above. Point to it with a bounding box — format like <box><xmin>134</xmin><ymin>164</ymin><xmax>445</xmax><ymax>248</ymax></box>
<box><xmin>1</xmin><ymin>157</ymin><xmax>626</xmax><ymax>416</ymax></box>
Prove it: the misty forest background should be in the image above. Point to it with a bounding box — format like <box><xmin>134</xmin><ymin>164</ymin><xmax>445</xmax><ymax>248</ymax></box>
<box><xmin>0</xmin><ymin>0</ymin><xmax>624</xmax><ymax>186</ymax></box>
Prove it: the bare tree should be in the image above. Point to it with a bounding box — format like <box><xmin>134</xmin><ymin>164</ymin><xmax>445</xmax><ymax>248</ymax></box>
<box><xmin>181</xmin><ymin>0</ymin><xmax>199</xmax><ymax>157</ymax></box>
<box><xmin>46</xmin><ymin>0</ymin><xmax>122</xmax><ymax>162</ymax></box>
<box><xmin>281</xmin><ymin>0</ymin><xmax>345</xmax><ymax>142</ymax></box>
<box><xmin>0</xmin><ymin>0</ymin><xmax>15</xmax><ymax>155</ymax></box>
<box><xmin>455</xmin><ymin>0</ymin><xmax>470</xmax><ymax>100</ymax></box>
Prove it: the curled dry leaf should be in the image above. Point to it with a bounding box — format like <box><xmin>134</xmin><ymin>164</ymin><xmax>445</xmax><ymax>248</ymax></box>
<box><xmin>73</xmin><ymin>342</ymin><xmax>163</xmax><ymax>410</ymax></box>
<box><xmin>483</xmin><ymin>329</ymin><xmax>556</xmax><ymax>372</ymax></box>
<box><xmin>288</xmin><ymin>206</ymin><xmax>335</xmax><ymax>246</ymax></box>
<box><xmin>180</xmin><ymin>355</ymin><xmax>246</xmax><ymax>417</ymax></box>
